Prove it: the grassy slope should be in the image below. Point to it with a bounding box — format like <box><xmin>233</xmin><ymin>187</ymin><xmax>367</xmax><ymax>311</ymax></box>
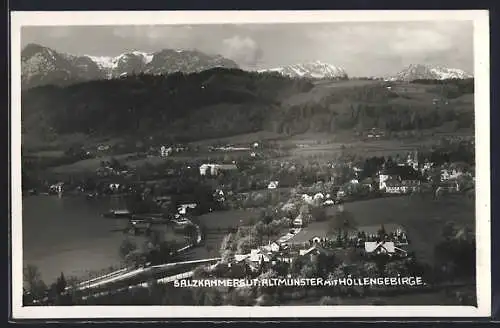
<box><xmin>326</xmin><ymin>195</ymin><xmax>475</xmax><ymax>264</ymax></box>
<box><xmin>184</xmin><ymin>194</ymin><xmax>475</xmax><ymax>265</ymax></box>
<box><xmin>289</xmin><ymin>195</ymin><xmax>474</xmax><ymax>265</ymax></box>
<box><xmin>22</xmin><ymin>77</ymin><xmax>474</xmax><ymax>174</ymax></box>
<box><xmin>21</xmin><ymin>76</ymin><xmax>473</xmax><ymax>151</ymax></box>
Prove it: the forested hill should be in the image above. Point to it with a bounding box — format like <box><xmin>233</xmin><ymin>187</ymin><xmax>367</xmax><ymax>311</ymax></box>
<box><xmin>21</xmin><ymin>68</ymin><xmax>474</xmax><ymax>142</ymax></box>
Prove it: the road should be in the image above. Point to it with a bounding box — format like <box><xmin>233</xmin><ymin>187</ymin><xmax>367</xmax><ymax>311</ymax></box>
<box><xmin>74</xmin><ymin>257</ymin><xmax>221</xmax><ymax>294</ymax></box>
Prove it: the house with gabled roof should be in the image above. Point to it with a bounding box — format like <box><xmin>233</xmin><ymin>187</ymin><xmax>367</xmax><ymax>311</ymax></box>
<box><xmin>268</xmin><ymin>181</ymin><xmax>279</xmax><ymax>189</ymax></box>
<box><xmin>379</xmin><ymin>165</ymin><xmax>420</xmax><ymax>193</ymax></box>
<box><xmin>199</xmin><ymin>163</ymin><xmax>238</xmax><ymax>176</ymax></box>
<box><xmin>261</xmin><ymin>241</ymin><xmax>281</xmax><ymax>253</ymax></box>
<box><xmin>364</xmin><ymin>241</ymin><xmax>407</xmax><ymax>257</ymax></box>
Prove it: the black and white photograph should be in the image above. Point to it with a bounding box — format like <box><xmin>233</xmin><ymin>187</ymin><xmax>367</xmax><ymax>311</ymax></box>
<box><xmin>10</xmin><ymin>10</ymin><xmax>491</xmax><ymax>319</ymax></box>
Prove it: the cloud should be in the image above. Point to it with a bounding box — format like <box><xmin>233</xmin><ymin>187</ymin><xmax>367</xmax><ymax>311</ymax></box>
<box><xmin>110</xmin><ymin>25</ymin><xmax>198</xmax><ymax>46</ymax></box>
<box><xmin>111</xmin><ymin>26</ymin><xmax>165</xmax><ymax>40</ymax></box>
<box><xmin>391</xmin><ymin>28</ymin><xmax>453</xmax><ymax>54</ymax></box>
<box><xmin>308</xmin><ymin>21</ymin><xmax>470</xmax><ymax>53</ymax></box>
<box><xmin>42</xmin><ymin>27</ymin><xmax>72</xmax><ymax>38</ymax></box>
<box><xmin>221</xmin><ymin>35</ymin><xmax>263</xmax><ymax>67</ymax></box>
<box><xmin>20</xmin><ymin>22</ymin><xmax>473</xmax><ymax>76</ymax></box>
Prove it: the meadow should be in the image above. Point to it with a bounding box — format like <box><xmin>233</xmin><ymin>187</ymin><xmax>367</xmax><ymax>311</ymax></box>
<box><xmin>282</xmin><ymin>193</ymin><xmax>474</xmax><ymax>265</ymax></box>
<box><xmin>38</xmin><ymin>126</ymin><xmax>473</xmax><ymax>176</ymax></box>
<box><xmin>326</xmin><ymin>194</ymin><xmax>475</xmax><ymax>264</ymax></box>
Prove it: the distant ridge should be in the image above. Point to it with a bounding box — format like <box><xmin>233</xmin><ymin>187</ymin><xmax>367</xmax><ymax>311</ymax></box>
<box><xmin>258</xmin><ymin>61</ymin><xmax>348</xmax><ymax>80</ymax></box>
<box><xmin>386</xmin><ymin>64</ymin><xmax>473</xmax><ymax>82</ymax></box>
<box><xmin>21</xmin><ymin>43</ymin><xmax>239</xmax><ymax>89</ymax></box>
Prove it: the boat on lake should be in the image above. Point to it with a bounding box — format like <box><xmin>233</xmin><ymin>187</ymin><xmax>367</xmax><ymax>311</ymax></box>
<box><xmin>102</xmin><ymin>194</ymin><xmax>132</xmax><ymax>218</ymax></box>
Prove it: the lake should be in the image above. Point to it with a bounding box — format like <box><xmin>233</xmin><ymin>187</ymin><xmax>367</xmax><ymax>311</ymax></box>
<box><xmin>22</xmin><ymin>195</ymin><xmax>131</xmax><ymax>285</ymax></box>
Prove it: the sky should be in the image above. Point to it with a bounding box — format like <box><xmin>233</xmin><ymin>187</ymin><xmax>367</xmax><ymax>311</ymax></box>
<box><xmin>21</xmin><ymin>21</ymin><xmax>473</xmax><ymax>77</ymax></box>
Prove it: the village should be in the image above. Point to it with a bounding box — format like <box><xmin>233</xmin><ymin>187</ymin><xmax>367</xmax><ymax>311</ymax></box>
<box><xmin>20</xmin><ymin>130</ymin><xmax>477</xmax><ymax>306</ymax></box>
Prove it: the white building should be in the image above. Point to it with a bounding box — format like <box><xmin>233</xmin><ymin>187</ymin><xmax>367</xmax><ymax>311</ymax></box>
<box><xmin>301</xmin><ymin>194</ymin><xmax>314</xmax><ymax>205</ymax></box>
<box><xmin>177</xmin><ymin>203</ymin><xmax>197</xmax><ymax>215</ymax></box>
<box><xmin>109</xmin><ymin>183</ymin><xmax>120</xmax><ymax>191</ymax></box>
<box><xmin>199</xmin><ymin>163</ymin><xmax>238</xmax><ymax>176</ymax></box>
<box><xmin>268</xmin><ymin>181</ymin><xmax>279</xmax><ymax>189</ymax></box>
<box><xmin>323</xmin><ymin>199</ymin><xmax>335</xmax><ymax>206</ymax></box>
<box><xmin>199</xmin><ymin>164</ymin><xmax>210</xmax><ymax>176</ymax></box>
<box><xmin>313</xmin><ymin>193</ymin><xmax>325</xmax><ymax>201</ymax></box>
<box><xmin>385</xmin><ymin>179</ymin><xmax>420</xmax><ymax>194</ymax></box>
<box><xmin>97</xmin><ymin>144</ymin><xmax>110</xmax><ymax>151</ymax></box>
<box><xmin>49</xmin><ymin>182</ymin><xmax>64</xmax><ymax>194</ymax></box>
<box><xmin>364</xmin><ymin>241</ymin><xmax>407</xmax><ymax>257</ymax></box>
<box><xmin>160</xmin><ymin>145</ymin><xmax>173</xmax><ymax>158</ymax></box>
<box><xmin>262</xmin><ymin>242</ymin><xmax>281</xmax><ymax>253</ymax></box>
<box><xmin>234</xmin><ymin>249</ymin><xmax>271</xmax><ymax>271</ymax></box>
<box><xmin>293</xmin><ymin>217</ymin><xmax>303</xmax><ymax>228</ymax></box>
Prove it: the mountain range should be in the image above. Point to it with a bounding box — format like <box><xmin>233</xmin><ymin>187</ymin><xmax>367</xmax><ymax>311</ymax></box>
<box><xmin>258</xmin><ymin>61</ymin><xmax>348</xmax><ymax>80</ymax></box>
<box><xmin>21</xmin><ymin>44</ymin><xmax>239</xmax><ymax>89</ymax></box>
<box><xmin>20</xmin><ymin>44</ymin><xmax>473</xmax><ymax>89</ymax></box>
<box><xmin>385</xmin><ymin>64</ymin><xmax>473</xmax><ymax>82</ymax></box>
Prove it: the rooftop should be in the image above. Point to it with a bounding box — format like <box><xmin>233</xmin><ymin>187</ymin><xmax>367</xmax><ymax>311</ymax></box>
<box><xmin>365</xmin><ymin>241</ymin><xmax>395</xmax><ymax>253</ymax></box>
<box><xmin>283</xmin><ymin>222</ymin><xmax>328</xmax><ymax>244</ymax></box>
<box><xmin>380</xmin><ymin>165</ymin><xmax>420</xmax><ymax>180</ymax></box>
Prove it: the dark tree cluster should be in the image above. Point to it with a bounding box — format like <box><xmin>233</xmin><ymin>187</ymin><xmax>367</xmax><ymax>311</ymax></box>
<box><xmin>411</xmin><ymin>78</ymin><xmax>474</xmax><ymax>98</ymax></box>
<box><xmin>22</xmin><ymin>69</ymin><xmax>473</xmax><ymax>142</ymax></box>
<box><xmin>22</xmin><ymin>69</ymin><xmax>312</xmax><ymax>140</ymax></box>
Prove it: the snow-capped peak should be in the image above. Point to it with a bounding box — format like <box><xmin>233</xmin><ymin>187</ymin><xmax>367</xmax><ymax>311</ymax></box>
<box><xmin>86</xmin><ymin>55</ymin><xmax>115</xmax><ymax>70</ymax></box>
<box><xmin>388</xmin><ymin>64</ymin><xmax>473</xmax><ymax>81</ymax></box>
<box><xmin>21</xmin><ymin>44</ymin><xmax>240</xmax><ymax>88</ymax></box>
<box><xmin>428</xmin><ymin>66</ymin><xmax>472</xmax><ymax>80</ymax></box>
<box><xmin>85</xmin><ymin>51</ymin><xmax>154</xmax><ymax>70</ymax></box>
<box><xmin>142</xmin><ymin>53</ymin><xmax>154</xmax><ymax>64</ymax></box>
<box><xmin>259</xmin><ymin>61</ymin><xmax>348</xmax><ymax>79</ymax></box>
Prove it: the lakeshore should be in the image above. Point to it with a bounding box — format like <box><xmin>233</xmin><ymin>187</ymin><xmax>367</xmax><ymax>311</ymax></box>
<box><xmin>23</xmin><ymin>195</ymin><xmax>131</xmax><ymax>283</ymax></box>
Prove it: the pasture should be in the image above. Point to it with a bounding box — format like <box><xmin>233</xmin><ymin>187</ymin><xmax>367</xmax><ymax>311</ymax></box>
<box><xmin>283</xmin><ymin>79</ymin><xmax>380</xmax><ymax>106</ymax></box>
<box><xmin>282</xmin><ymin>193</ymin><xmax>475</xmax><ymax>264</ymax></box>
<box><xmin>323</xmin><ymin>195</ymin><xmax>475</xmax><ymax>264</ymax></box>
<box><xmin>188</xmin><ymin>131</ymin><xmax>282</xmax><ymax>147</ymax></box>
<box><xmin>273</xmin><ymin>129</ymin><xmax>473</xmax><ymax>160</ymax></box>
<box><xmin>49</xmin><ymin>153</ymin><xmax>138</xmax><ymax>173</ymax></box>
<box><xmin>281</xmin><ymin>138</ymin><xmax>432</xmax><ymax>160</ymax></box>
<box><xmin>41</xmin><ymin>126</ymin><xmax>473</xmax><ymax>174</ymax></box>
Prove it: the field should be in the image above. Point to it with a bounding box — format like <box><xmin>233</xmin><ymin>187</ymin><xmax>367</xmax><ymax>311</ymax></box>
<box><xmin>277</xmin><ymin>130</ymin><xmax>471</xmax><ymax>160</ymax></box>
<box><xmin>49</xmin><ymin>153</ymin><xmax>138</xmax><ymax>173</ymax></box>
<box><xmin>189</xmin><ymin>131</ymin><xmax>282</xmax><ymax>147</ymax></box>
<box><xmin>285</xmin><ymin>194</ymin><xmax>474</xmax><ymax>265</ymax></box>
<box><xmin>40</xmin><ymin>127</ymin><xmax>473</xmax><ymax>174</ymax></box>
<box><xmin>283</xmin><ymin>80</ymin><xmax>380</xmax><ymax>106</ymax></box>
<box><xmin>184</xmin><ymin>191</ymin><xmax>476</xmax><ymax>266</ymax></box>
<box><xmin>27</xmin><ymin>76</ymin><xmax>474</xmax><ymax>173</ymax></box>
<box><xmin>325</xmin><ymin>194</ymin><xmax>475</xmax><ymax>264</ymax></box>
<box><xmin>287</xmin><ymin>139</ymin><xmax>429</xmax><ymax>159</ymax></box>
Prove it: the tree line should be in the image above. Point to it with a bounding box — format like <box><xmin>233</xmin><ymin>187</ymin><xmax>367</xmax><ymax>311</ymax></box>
<box><xmin>22</xmin><ymin>69</ymin><xmax>474</xmax><ymax>142</ymax></box>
